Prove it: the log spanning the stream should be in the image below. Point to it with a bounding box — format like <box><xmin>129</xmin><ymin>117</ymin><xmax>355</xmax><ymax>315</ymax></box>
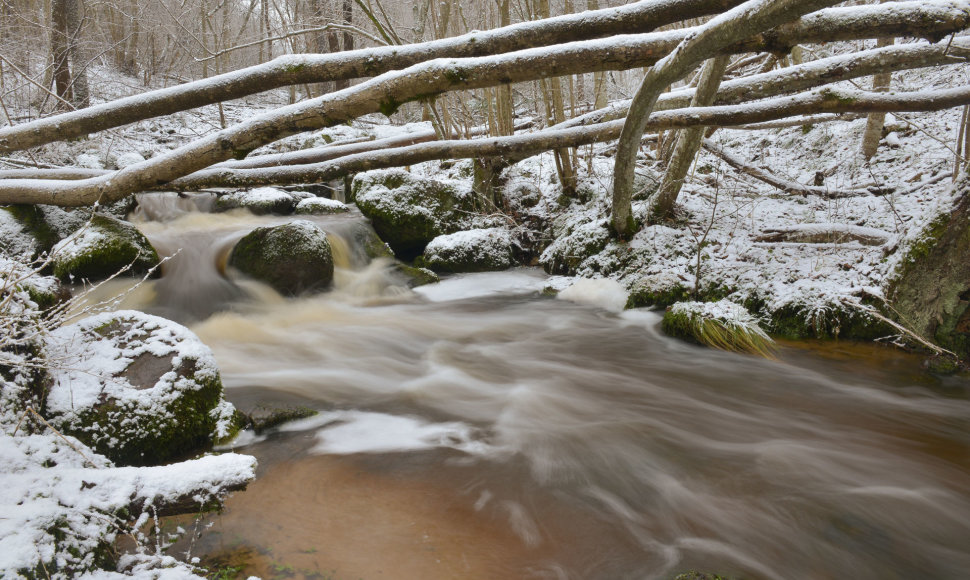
<box><xmin>4</xmin><ymin>86</ymin><xmax>969</xmax><ymax>191</ymax></box>
<box><xmin>0</xmin><ymin>0</ymin><xmax>965</xmax><ymax>157</ymax></box>
<box><xmin>0</xmin><ymin>2</ymin><xmax>967</xmax><ymax>205</ymax></box>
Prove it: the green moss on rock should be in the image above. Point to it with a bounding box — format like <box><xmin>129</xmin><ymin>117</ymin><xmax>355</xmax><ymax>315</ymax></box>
<box><xmin>229</xmin><ymin>220</ymin><xmax>334</xmax><ymax>296</ymax></box>
<box><xmin>50</xmin><ymin>213</ymin><xmax>159</xmax><ymax>282</ymax></box>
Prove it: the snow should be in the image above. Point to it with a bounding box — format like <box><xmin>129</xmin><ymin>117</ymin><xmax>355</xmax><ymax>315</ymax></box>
<box><xmin>295</xmin><ymin>196</ymin><xmax>348</xmax><ymax>213</ymax></box>
<box><xmin>670</xmin><ymin>300</ymin><xmax>770</xmax><ymax>339</ymax></box>
<box><xmin>0</xmin><ymin>432</ymin><xmax>256</xmax><ymax>579</ymax></box>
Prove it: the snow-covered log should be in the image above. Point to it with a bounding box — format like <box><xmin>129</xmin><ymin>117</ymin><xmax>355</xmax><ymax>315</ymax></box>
<box><xmin>562</xmin><ymin>37</ymin><xmax>970</xmax><ymax>129</ymax></box>
<box><xmin>0</xmin><ymin>0</ymin><xmax>745</xmax><ymax>154</ymax></box>
<box><xmin>0</xmin><ymin>0</ymin><xmax>965</xmax><ymax>155</ymax></box>
<box><xmin>3</xmin><ymin>85</ymin><xmax>970</xmax><ymax>192</ymax></box>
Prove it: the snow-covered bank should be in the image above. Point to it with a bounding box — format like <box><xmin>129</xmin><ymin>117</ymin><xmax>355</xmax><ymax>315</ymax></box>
<box><xmin>0</xmin><ymin>260</ymin><xmax>256</xmax><ymax>579</ymax></box>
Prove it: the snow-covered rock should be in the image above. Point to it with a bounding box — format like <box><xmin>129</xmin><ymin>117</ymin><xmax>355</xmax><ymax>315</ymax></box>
<box><xmin>44</xmin><ymin>310</ymin><xmax>239</xmax><ymax>465</ymax></box>
<box><xmin>295</xmin><ymin>196</ymin><xmax>350</xmax><ymax>215</ymax></box>
<box><xmin>50</xmin><ymin>214</ymin><xmax>159</xmax><ymax>282</ymax></box>
<box><xmin>214</xmin><ymin>186</ymin><xmax>298</xmax><ymax>215</ymax></box>
<box><xmin>421</xmin><ymin>227</ymin><xmax>515</xmax><ymax>273</ymax></box>
<box><xmin>353</xmin><ymin>169</ymin><xmax>480</xmax><ymax>259</ymax></box>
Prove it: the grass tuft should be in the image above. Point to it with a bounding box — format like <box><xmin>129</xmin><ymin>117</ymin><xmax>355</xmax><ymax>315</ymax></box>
<box><xmin>662</xmin><ymin>300</ymin><xmax>776</xmax><ymax>358</ymax></box>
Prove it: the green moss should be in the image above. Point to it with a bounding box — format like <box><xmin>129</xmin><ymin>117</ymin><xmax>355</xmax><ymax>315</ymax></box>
<box><xmin>444</xmin><ymin>66</ymin><xmax>469</xmax><ymax>84</ymax></box>
<box><xmin>229</xmin><ymin>221</ymin><xmax>334</xmax><ymax>295</ymax></box>
<box><xmin>68</xmin><ymin>361</ymin><xmax>225</xmax><ymax>466</ymax></box>
<box><xmin>767</xmin><ymin>302</ymin><xmax>894</xmax><ymax>341</ymax></box>
<box><xmin>244</xmin><ymin>404</ymin><xmax>318</xmax><ymax>433</ymax></box>
<box><xmin>392</xmin><ymin>262</ymin><xmax>440</xmax><ymax>287</ymax></box>
<box><xmin>379</xmin><ymin>98</ymin><xmax>400</xmax><ymax>118</ymax></box>
<box><xmin>51</xmin><ymin>214</ymin><xmax>160</xmax><ymax>282</ymax></box>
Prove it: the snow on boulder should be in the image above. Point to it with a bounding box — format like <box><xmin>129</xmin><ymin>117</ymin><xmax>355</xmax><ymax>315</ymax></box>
<box><xmin>295</xmin><ymin>196</ymin><xmax>350</xmax><ymax>215</ymax></box>
<box><xmin>44</xmin><ymin>310</ymin><xmax>240</xmax><ymax>466</ymax></box>
<box><xmin>420</xmin><ymin>228</ymin><xmax>515</xmax><ymax>273</ymax></box>
<box><xmin>50</xmin><ymin>213</ymin><xmax>160</xmax><ymax>282</ymax></box>
<box><xmin>229</xmin><ymin>220</ymin><xmax>334</xmax><ymax>295</ymax></box>
<box><xmin>353</xmin><ymin>169</ymin><xmax>479</xmax><ymax>259</ymax></box>
<box><xmin>214</xmin><ymin>186</ymin><xmax>298</xmax><ymax>215</ymax></box>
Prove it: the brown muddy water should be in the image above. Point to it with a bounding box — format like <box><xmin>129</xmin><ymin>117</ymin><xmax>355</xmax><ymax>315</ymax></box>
<box><xmin>117</xmin><ymin>193</ymin><xmax>970</xmax><ymax>579</ymax></box>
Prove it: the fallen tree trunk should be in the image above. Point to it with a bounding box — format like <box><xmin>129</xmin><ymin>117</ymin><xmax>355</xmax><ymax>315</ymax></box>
<box><xmin>0</xmin><ymin>0</ymin><xmax>746</xmax><ymax>154</ymax></box>
<box><xmin>4</xmin><ymin>85</ymin><xmax>970</xmax><ymax>192</ymax></box>
<box><xmin>561</xmin><ymin>37</ymin><xmax>970</xmax><ymax>129</ymax></box>
<box><xmin>0</xmin><ymin>0</ymin><xmax>964</xmax><ymax>155</ymax></box>
<box><xmin>701</xmin><ymin>138</ymin><xmax>874</xmax><ymax>197</ymax></box>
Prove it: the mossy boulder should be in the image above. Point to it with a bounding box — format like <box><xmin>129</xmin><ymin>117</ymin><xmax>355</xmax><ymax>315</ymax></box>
<box><xmin>539</xmin><ymin>216</ymin><xmax>611</xmax><ymax>275</ymax></box>
<box><xmin>420</xmin><ymin>228</ymin><xmax>515</xmax><ymax>273</ymax></box>
<box><xmin>229</xmin><ymin>220</ymin><xmax>334</xmax><ymax>295</ymax></box>
<box><xmin>2</xmin><ymin>200</ymin><xmax>139</xmax><ymax>258</ymax></box>
<box><xmin>214</xmin><ymin>187</ymin><xmax>298</xmax><ymax>215</ymax></box>
<box><xmin>888</xmin><ymin>172</ymin><xmax>970</xmax><ymax>358</ymax></box>
<box><xmin>50</xmin><ymin>213</ymin><xmax>160</xmax><ymax>282</ymax></box>
<box><xmin>43</xmin><ymin>310</ymin><xmax>238</xmax><ymax>466</ymax></box>
<box><xmin>353</xmin><ymin>169</ymin><xmax>479</xmax><ymax>260</ymax></box>
<box><xmin>662</xmin><ymin>300</ymin><xmax>775</xmax><ymax>357</ymax></box>
<box><xmin>295</xmin><ymin>197</ymin><xmax>350</xmax><ymax>215</ymax></box>
<box><xmin>626</xmin><ymin>273</ymin><xmax>693</xmax><ymax>309</ymax></box>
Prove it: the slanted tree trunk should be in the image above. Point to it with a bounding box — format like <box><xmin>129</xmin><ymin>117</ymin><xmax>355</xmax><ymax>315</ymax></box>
<box><xmin>610</xmin><ymin>0</ymin><xmax>844</xmax><ymax>239</ymax></box>
<box><xmin>889</xmin><ymin>170</ymin><xmax>970</xmax><ymax>358</ymax></box>
<box><xmin>2</xmin><ymin>0</ymin><xmax>963</xmax><ymax>153</ymax></box>
<box><xmin>648</xmin><ymin>55</ymin><xmax>729</xmax><ymax>222</ymax></box>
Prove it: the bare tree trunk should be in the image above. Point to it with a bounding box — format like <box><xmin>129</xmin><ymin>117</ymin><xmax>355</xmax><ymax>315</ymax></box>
<box><xmin>65</xmin><ymin>0</ymin><xmax>88</xmax><ymax>108</ymax></box>
<box><xmin>649</xmin><ymin>55</ymin><xmax>729</xmax><ymax>222</ymax></box>
<box><xmin>861</xmin><ymin>13</ymin><xmax>894</xmax><ymax>161</ymax></box>
<box><xmin>50</xmin><ymin>0</ymin><xmax>73</xmax><ymax>106</ymax></box>
<box><xmin>611</xmin><ymin>0</ymin><xmax>848</xmax><ymax>239</ymax></box>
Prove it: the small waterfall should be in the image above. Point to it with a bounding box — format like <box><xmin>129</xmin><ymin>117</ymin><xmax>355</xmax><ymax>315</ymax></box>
<box><xmin>115</xmin><ymin>192</ymin><xmax>403</xmax><ymax>323</ymax></box>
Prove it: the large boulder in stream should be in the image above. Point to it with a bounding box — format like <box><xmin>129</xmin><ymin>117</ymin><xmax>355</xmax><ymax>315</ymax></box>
<box><xmin>50</xmin><ymin>213</ymin><xmax>160</xmax><ymax>282</ymax></box>
<box><xmin>43</xmin><ymin>310</ymin><xmax>239</xmax><ymax>466</ymax></box>
<box><xmin>229</xmin><ymin>220</ymin><xmax>334</xmax><ymax>295</ymax></box>
<box><xmin>353</xmin><ymin>169</ymin><xmax>480</xmax><ymax>260</ymax></box>
<box><xmin>420</xmin><ymin>228</ymin><xmax>515</xmax><ymax>273</ymax></box>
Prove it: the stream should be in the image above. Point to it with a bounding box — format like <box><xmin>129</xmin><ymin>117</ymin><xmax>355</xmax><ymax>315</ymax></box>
<box><xmin>107</xmin><ymin>193</ymin><xmax>970</xmax><ymax>579</ymax></box>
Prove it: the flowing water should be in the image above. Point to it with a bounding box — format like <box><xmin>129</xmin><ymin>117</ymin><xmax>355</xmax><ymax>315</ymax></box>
<box><xmin>120</xmin><ymin>193</ymin><xmax>970</xmax><ymax>580</ymax></box>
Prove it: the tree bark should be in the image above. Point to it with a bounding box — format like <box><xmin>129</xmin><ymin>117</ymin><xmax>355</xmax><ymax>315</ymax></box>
<box><xmin>649</xmin><ymin>55</ymin><xmax>729</xmax><ymax>222</ymax></box>
<box><xmin>861</xmin><ymin>35</ymin><xmax>895</xmax><ymax>160</ymax></box>
<box><xmin>50</xmin><ymin>0</ymin><xmax>73</xmax><ymax>106</ymax></box>
<box><xmin>4</xmin><ymin>0</ymin><xmax>962</xmax><ymax>153</ymax></box>
<box><xmin>610</xmin><ymin>0</ymin><xmax>845</xmax><ymax>239</ymax></box>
